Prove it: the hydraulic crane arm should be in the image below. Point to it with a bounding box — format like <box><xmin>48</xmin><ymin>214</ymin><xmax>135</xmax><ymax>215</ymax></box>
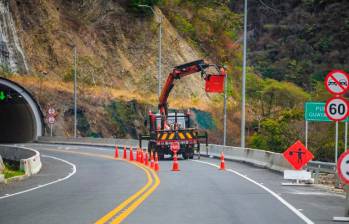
<box><xmin>158</xmin><ymin>59</ymin><xmax>224</xmax><ymax>122</ymax></box>
<box><xmin>158</xmin><ymin>60</ymin><xmax>208</xmax><ymax>116</ymax></box>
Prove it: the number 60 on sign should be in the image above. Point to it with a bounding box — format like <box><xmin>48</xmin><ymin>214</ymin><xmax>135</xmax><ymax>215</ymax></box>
<box><xmin>325</xmin><ymin>97</ymin><xmax>349</xmax><ymax>121</ymax></box>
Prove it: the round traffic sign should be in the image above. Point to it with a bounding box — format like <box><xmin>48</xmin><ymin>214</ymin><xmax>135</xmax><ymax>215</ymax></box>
<box><xmin>337</xmin><ymin>151</ymin><xmax>349</xmax><ymax>184</ymax></box>
<box><xmin>325</xmin><ymin>97</ymin><xmax>349</xmax><ymax>121</ymax></box>
<box><xmin>48</xmin><ymin>116</ymin><xmax>56</xmax><ymax>124</ymax></box>
<box><xmin>48</xmin><ymin>107</ymin><xmax>55</xmax><ymax>115</ymax></box>
<box><xmin>170</xmin><ymin>142</ymin><xmax>180</xmax><ymax>153</ymax></box>
<box><xmin>324</xmin><ymin>70</ymin><xmax>349</xmax><ymax>95</ymax></box>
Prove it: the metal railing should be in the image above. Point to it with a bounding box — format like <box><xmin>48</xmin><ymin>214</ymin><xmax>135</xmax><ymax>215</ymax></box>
<box><xmin>306</xmin><ymin>161</ymin><xmax>336</xmax><ymax>174</ymax></box>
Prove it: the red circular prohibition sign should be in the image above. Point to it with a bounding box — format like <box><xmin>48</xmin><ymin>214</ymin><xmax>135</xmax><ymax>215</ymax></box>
<box><xmin>325</xmin><ymin>96</ymin><xmax>349</xmax><ymax>121</ymax></box>
<box><xmin>324</xmin><ymin>70</ymin><xmax>349</xmax><ymax>95</ymax></box>
<box><xmin>337</xmin><ymin>151</ymin><xmax>349</xmax><ymax>185</ymax></box>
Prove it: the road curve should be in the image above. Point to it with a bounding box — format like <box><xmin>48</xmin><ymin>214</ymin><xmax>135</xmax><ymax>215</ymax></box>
<box><xmin>0</xmin><ymin>143</ymin><xmax>344</xmax><ymax>223</ymax></box>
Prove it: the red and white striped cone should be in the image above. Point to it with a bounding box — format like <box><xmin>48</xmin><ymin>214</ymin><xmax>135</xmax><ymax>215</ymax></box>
<box><xmin>123</xmin><ymin>146</ymin><xmax>127</xmax><ymax>159</ymax></box>
<box><xmin>129</xmin><ymin>147</ymin><xmax>134</xmax><ymax>161</ymax></box>
<box><xmin>144</xmin><ymin>152</ymin><xmax>149</xmax><ymax>166</ymax></box>
<box><xmin>219</xmin><ymin>152</ymin><xmax>225</xmax><ymax>170</ymax></box>
<box><xmin>150</xmin><ymin>152</ymin><xmax>155</xmax><ymax>169</ymax></box>
<box><xmin>114</xmin><ymin>145</ymin><xmax>119</xmax><ymax>159</ymax></box>
<box><xmin>154</xmin><ymin>152</ymin><xmax>160</xmax><ymax>172</ymax></box>
<box><xmin>172</xmin><ymin>152</ymin><xmax>180</xmax><ymax>171</ymax></box>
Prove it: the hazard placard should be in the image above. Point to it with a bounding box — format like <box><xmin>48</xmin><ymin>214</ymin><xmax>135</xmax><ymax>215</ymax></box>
<box><xmin>325</xmin><ymin>96</ymin><xmax>349</xmax><ymax>121</ymax></box>
<box><xmin>337</xmin><ymin>151</ymin><xmax>349</xmax><ymax>185</ymax></box>
<box><xmin>283</xmin><ymin>140</ymin><xmax>314</xmax><ymax>170</ymax></box>
<box><xmin>325</xmin><ymin>70</ymin><xmax>349</xmax><ymax>95</ymax></box>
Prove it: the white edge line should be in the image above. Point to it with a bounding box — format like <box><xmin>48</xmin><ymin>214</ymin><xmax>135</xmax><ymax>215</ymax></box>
<box><xmin>0</xmin><ymin>155</ymin><xmax>77</xmax><ymax>200</ymax></box>
<box><xmin>193</xmin><ymin>160</ymin><xmax>314</xmax><ymax>224</ymax></box>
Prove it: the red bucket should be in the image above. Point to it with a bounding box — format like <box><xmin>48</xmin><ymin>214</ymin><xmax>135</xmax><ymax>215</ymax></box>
<box><xmin>205</xmin><ymin>75</ymin><xmax>224</xmax><ymax>93</ymax></box>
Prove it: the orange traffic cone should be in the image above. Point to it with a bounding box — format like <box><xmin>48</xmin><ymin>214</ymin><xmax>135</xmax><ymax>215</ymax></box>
<box><xmin>129</xmin><ymin>147</ymin><xmax>134</xmax><ymax>161</ymax></box>
<box><xmin>144</xmin><ymin>152</ymin><xmax>149</xmax><ymax>166</ymax></box>
<box><xmin>136</xmin><ymin>149</ymin><xmax>139</xmax><ymax>162</ymax></box>
<box><xmin>154</xmin><ymin>152</ymin><xmax>160</xmax><ymax>172</ymax></box>
<box><xmin>219</xmin><ymin>152</ymin><xmax>225</xmax><ymax>170</ymax></box>
<box><xmin>172</xmin><ymin>152</ymin><xmax>180</xmax><ymax>171</ymax></box>
<box><xmin>114</xmin><ymin>145</ymin><xmax>119</xmax><ymax>159</ymax></box>
<box><xmin>140</xmin><ymin>149</ymin><xmax>144</xmax><ymax>163</ymax></box>
<box><xmin>150</xmin><ymin>152</ymin><xmax>154</xmax><ymax>169</ymax></box>
<box><xmin>123</xmin><ymin>146</ymin><xmax>127</xmax><ymax>159</ymax></box>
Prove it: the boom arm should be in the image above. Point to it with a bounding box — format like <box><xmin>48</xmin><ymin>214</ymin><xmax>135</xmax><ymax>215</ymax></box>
<box><xmin>158</xmin><ymin>59</ymin><xmax>224</xmax><ymax>129</ymax></box>
<box><xmin>158</xmin><ymin>60</ymin><xmax>208</xmax><ymax>116</ymax></box>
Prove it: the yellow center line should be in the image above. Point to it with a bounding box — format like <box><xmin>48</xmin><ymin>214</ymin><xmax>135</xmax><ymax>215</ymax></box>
<box><xmin>111</xmin><ymin>167</ymin><xmax>160</xmax><ymax>224</ymax></box>
<box><xmin>95</xmin><ymin>163</ymin><xmax>153</xmax><ymax>224</ymax></box>
<box><xmin>39</xmin><ymin>147</ymin><xmax>160</xmax><ymax>224</ymax></box>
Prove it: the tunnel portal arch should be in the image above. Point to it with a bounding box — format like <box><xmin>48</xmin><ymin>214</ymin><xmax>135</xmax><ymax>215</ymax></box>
<box><xmin>0</xmin><ymin>77</ymin><xmax>44</xmax><ymax>143</ymax></box>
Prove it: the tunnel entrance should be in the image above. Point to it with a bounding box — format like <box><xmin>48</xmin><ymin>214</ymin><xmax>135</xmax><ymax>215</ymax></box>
<box><xmin>0</xmin><ymin>77</ymin><xmax>43</xmax><ymax>143</ymax></box>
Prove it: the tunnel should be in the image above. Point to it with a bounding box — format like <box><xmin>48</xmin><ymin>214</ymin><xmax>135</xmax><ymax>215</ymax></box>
<box><xmin>0</xmin><ymin>77</ymin><xmax>44</xmax><ymax>143</ymax></box>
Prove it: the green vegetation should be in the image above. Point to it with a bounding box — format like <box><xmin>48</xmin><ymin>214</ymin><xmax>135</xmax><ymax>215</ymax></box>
<box><xmin>160</xmin><ymin>0</ymin><xmax>349</xmax><ymax>161</ymax></box>
<box><xmin>3</xmin><ymin>163</ymin><xmax>25</xmax><ymax>179</ymax></box>
<box><xmin>0</xmin><ymin>64</ymin><xmax>14</xmax><ymax>78</ymax></box>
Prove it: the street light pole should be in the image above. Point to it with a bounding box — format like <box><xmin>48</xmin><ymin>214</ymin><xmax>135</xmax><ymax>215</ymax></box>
<box><xmin>223</xmin><ymin>72</ymin><xmax>227</xmax><ymax>145</ymax></box>
<box><xmin>73</xmin><ymin>46</ymin><xmax>77</xmax><ymax>138</ymax></box>
<box><xmin>158</xmin><ymin>15</ymin><xmax>162</xmax><ymax>97</ymax></box>
<box><xmin>241</xmin><ymin>0</ymin><xmax>248</xmax><ymax>149</ymax></box>
<box><xmin>138</xmin><ymin>4</ymin><xmax>162</xmax><ymax>97</ymax></box>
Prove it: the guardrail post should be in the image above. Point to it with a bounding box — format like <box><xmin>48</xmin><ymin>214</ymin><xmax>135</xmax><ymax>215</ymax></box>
<box><xmin>315</xmin><ymin>165</ymin><xmax>320</xmax><ymax>184</ymax></box>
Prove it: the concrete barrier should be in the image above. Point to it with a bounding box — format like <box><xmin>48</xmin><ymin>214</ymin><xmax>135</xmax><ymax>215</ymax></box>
<box><xmin>200</xmin><ymin>144</ymin><xmax>292</xmax><ymax>172</ymax></box>
<box><xmin>0</xmin><ymin>155</ymin><xmax>4</xmax><ymax>183</ymax></box>
<box><xmin>0</xmin><ymin>145</ymin><xmax>42</xmax><ymax>176</ymax></box>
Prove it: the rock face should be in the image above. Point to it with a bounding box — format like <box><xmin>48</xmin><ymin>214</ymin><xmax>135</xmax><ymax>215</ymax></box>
<box><xmin>0</xmin><ymin>0</ymin><xmax>28</xmax><ymax>73</ymax></box>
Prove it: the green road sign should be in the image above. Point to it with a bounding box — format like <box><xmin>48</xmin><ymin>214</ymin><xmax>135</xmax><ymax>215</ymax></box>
<box><xmin>0</xmin><ymin>91</ymin><xmax>5</xmax><ymax>101</ymax></box>
<box><xmin>305</xmin><ymin>101</ymin><xmax>349</xmax><ymax>122</ymax></box>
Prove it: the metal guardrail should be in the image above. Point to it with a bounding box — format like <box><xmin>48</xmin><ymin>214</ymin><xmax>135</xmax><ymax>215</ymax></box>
<box><xmin>306</xmin><ymin>161</ymin><xmax>336</xmax><ymax>174</ymax></box>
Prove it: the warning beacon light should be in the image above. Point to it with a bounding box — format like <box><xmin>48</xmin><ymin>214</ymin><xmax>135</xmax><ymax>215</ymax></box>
<box><xmin>205</xmin><ymin>66</ymin><xmax>226</xmax><ymax>93</ymax></box>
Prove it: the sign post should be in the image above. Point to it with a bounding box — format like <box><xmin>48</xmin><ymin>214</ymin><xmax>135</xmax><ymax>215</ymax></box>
<box><xmin>324</xmin><ymin>70</ymin><xmax>349</xmax><ymax>222</ymax></box>
<box><xmin>47</xmin><ymin>107</ymin><xmax>57</xmax><ymax>137</ymax></box>
<box><xmin>324</xmin><ymin>70</ymin><xmax>349</xmax><ymax>164</ymax></box>
<box><xmin>333</xmin><ymin>151</ymin><xmax>349</xmax><ymax>221</ymax></box>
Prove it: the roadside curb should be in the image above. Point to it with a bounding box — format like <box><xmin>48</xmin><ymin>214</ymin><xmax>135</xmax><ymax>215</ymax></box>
<box><xmin>3</xmin><ymin>174</ymin><xmax>29</xmax><ymax>184</ymax></box>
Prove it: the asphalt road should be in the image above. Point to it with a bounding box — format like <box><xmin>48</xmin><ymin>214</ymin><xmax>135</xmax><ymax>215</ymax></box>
<box><xmin>0</xmin><ymin>143</ymin><xmax>346</xmax><ymax>224</ymax></box>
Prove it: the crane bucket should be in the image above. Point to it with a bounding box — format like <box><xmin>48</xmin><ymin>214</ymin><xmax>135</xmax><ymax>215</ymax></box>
<box><xmin>205</xmin><ymin>74</ymin><xmax>225</xmax><ymax>93</ymax></box>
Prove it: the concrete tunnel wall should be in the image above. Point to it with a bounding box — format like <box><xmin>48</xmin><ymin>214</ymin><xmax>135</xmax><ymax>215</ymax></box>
<box><xmin>0</xmin><ymin>77</ymin><xmax>44</xmax><ymax>143</ymax></box>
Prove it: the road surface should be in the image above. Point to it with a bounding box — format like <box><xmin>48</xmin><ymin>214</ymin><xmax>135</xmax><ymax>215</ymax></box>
<box><xmin>0</xmin><ymin>143</ymin><xmax>346</xmax><ymax>223</ymax></box>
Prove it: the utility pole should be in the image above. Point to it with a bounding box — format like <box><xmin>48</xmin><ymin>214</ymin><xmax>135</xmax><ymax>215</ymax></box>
<box><xmin>241</xmin><ymin>0</ymin><xmax>248</xmax><ymax>149</ymax></box>
<box><xmin>223</xmin><ymin>72</ymin><xmax>228</xmax><ymax>145</ymax></box>
<box><xmin>74</xmin><ymin>46</ymin><xmax>77</xmax><ymax>138</ymax></box>
<box><xmin>138</xmin><ymin>4</ymin><xmax>162</xmax><ymax>97</ymax></box>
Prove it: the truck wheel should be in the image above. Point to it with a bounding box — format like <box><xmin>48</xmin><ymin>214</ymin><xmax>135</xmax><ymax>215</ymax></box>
<box><xmin>189</xmin><ymin>153</ymin><xmax>194</xmax><ymax>159</ymax></box>
<box><xmin>158</xmin><ymin>153</ymin><xmax>164</xmax><ymax>160</ymax></box>
<box><xmin>182</xmin><ymin>153</ymin><xmax>188</xmax><ymax>160</ymax></box>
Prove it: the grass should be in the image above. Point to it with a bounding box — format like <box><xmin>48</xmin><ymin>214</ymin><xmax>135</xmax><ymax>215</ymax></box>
<box><xmin>3</xmin><ymin>164</ymin><xmax>25</xmax><ymax>179</ymax></box>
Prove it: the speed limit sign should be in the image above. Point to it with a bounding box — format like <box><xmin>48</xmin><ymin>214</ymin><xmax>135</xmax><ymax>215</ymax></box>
<box><xmin>325</xmin><ymin>96</ymin><xmax>349</xmax><ymax>121</ymax></box>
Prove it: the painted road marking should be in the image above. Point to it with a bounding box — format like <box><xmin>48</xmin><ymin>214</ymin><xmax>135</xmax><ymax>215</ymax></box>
<box><xmin>94</xmin><ymin>163</ymin><xmax>154</xmax><ymax>224</ymax></box>
<box><xmin>110</xmin><ymin>165</ymin><xmax>160</xmax><ymax>224</ymax></box>
<box><xmin>37</xmin><ymin>147</ymin><xmax>160</xmax><ymax>224</ymax></box>
<box><xmin>193</xmin><ymin>160</ymin><xmax>314</xmax><ymax>224</ymax></box>
<box><xmin>0</xmin><ymin>155</ymin><xmax>77</xmax><ymax>200</ymax></box>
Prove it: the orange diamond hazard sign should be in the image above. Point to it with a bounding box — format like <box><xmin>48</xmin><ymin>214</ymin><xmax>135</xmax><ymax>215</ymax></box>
<box><xmin>283</xmin><ymin>140</ymin><xmax>314</xmax><ymax>170</ymax></box>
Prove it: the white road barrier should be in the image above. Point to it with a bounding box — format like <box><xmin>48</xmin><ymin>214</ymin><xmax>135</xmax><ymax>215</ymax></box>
<box><xmin>0</xmin><ymin>145</ymin><xmax>42</xmax><ymax>177</ymax></box>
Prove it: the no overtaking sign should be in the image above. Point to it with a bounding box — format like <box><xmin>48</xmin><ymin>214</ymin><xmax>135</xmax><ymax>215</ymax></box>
<box><xmin>325</xmin><ymin>70</ymin><xmax>349</xmax><ymax>95</ymax></box>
